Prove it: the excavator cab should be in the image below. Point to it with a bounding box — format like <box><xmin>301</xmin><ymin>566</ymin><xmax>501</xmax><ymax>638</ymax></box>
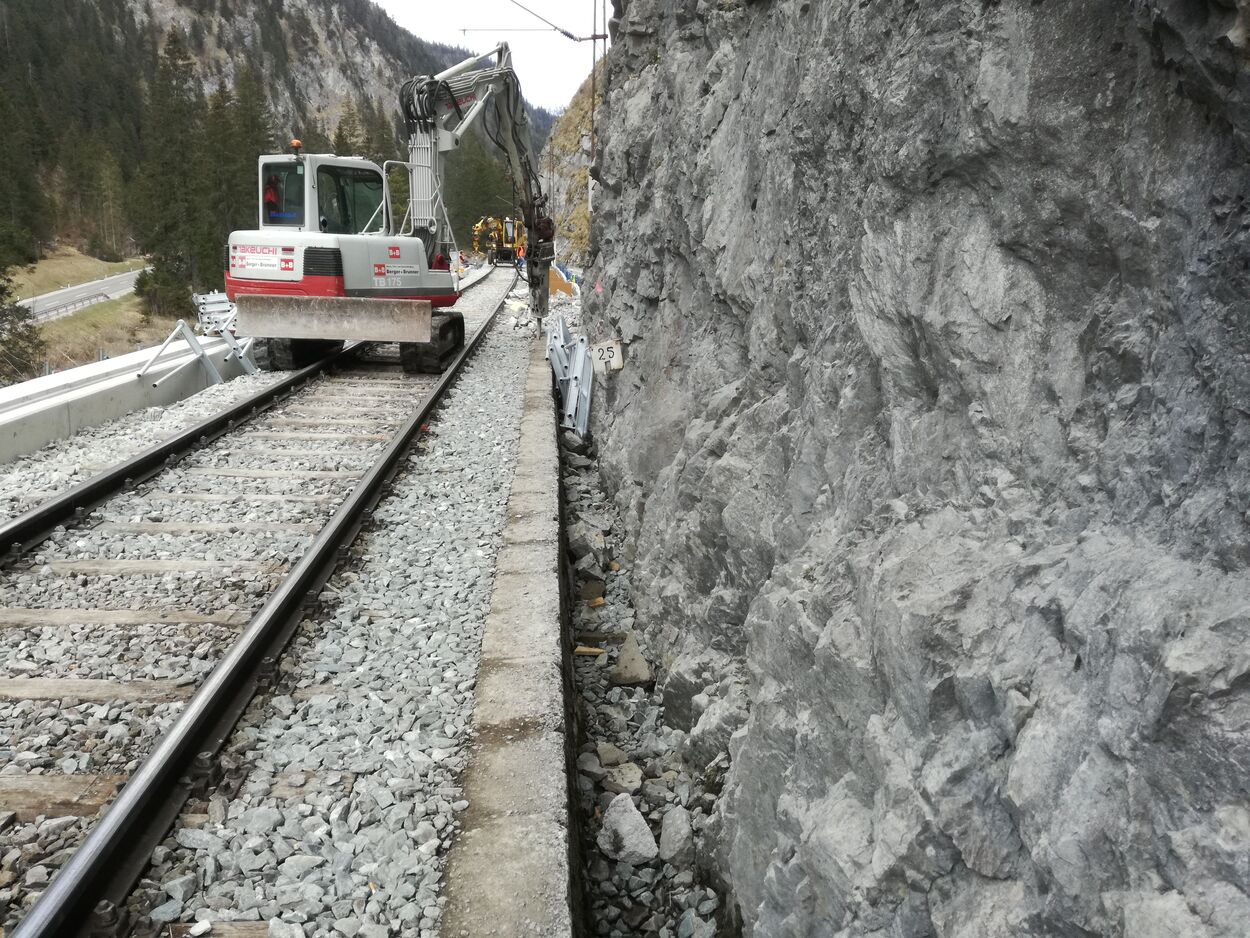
<box><xmin>253</xmin><ymin>154</ymin><xmax>388</xmax><ymax>237</ymax></box>
<box><xmin>225</xmin><ymin>148</ymin><xmax>460</xmax><ymax>372</ymax></box>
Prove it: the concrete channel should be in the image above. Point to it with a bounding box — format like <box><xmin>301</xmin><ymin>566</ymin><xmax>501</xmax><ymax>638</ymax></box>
<box><xmin>0</xmin><ymin>338</ymin><xmax>257</xmax><ymax>462</ymax></box>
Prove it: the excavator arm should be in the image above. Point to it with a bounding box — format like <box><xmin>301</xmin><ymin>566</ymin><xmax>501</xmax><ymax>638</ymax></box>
<box><xmin>398</xmin><ymin>44</ymin><xmax>556</xmax><ymax>317</ymax></box>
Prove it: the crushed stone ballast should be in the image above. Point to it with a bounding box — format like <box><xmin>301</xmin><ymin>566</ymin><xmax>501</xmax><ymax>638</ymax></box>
<box><xmin>1</xmin><ymin>269</ymin><xmax>522</xmax><ymax>937</ymax></box>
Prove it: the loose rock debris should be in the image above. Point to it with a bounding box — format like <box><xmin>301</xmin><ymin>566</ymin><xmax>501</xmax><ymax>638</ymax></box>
<box><xmin>562</xmin><ymin>432</ymin><xmax>723</xmax><ymax>938</ymax></box>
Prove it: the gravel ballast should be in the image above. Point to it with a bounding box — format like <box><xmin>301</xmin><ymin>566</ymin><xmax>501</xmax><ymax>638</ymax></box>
<box><xmin>117</xmin><ymin>284</ymin><xmax>531</xmax><ymax>936</ymax></box>
<box><xmin>0</xmin><ymin>369</ymin><xmax>295</xmax><ymax>523</ymax></box>
<box><xmin>0</xmin><ymin>271</ymin><xmax>518</xmax><ymax>933</ymax></box>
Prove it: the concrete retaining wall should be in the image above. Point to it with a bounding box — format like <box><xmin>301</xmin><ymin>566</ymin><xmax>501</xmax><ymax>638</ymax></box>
<box><xmin>0</xmin><ymin>338</ymin><xmax>253</xmax><ymax>462</ymax></box>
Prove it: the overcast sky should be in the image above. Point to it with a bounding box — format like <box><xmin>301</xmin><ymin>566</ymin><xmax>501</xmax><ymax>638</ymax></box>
<box><xmin>374</xmin><ymin>1</ymin><xmax>610</xmax><ymax>112</ymax></box>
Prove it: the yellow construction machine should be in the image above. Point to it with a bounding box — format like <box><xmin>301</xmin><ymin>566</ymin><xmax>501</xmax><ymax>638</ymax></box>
<box><xmin>472</xmin><ymin>215</ymin><xmax>525</xmax><ymax>265</ymax></box>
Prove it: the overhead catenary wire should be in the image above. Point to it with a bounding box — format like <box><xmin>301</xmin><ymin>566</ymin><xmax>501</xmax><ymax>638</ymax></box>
<box><xmin>504</xmin><ymin>0</ymin><xmax>609</xmax><ymax>42</ymax></box>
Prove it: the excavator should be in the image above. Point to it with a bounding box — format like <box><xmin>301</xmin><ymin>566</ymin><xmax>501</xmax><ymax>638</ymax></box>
<box><xmin>472</xmin><ymin>215</ymin><xmax>526</xmax><ymax>265</ymax></box>
<box><xmin>224</xmin><ymin>44</ymin><xmax>555</xmax><ymax>373</ymax></box>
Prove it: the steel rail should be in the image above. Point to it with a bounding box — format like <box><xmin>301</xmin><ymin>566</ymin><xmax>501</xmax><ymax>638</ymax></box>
<box><xmin>0</xmin><ymin>350</ymin><xmax>351</xmax><ymax>565</ymax></box>
<box><xmin>11</xmin><ymin>270</ymin><xmax>516</xmax><ymax>938</ymax></box>
<box><xmin>0</xmin><ymin>269</ymin><xmax>497</xmax><ymax>567</ymax></box>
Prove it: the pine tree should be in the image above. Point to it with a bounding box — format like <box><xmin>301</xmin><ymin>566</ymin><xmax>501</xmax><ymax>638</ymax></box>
<box><xmin>231</xmin><ymin>68</ymin><xmax>275</xmax><ymax>230</ymax></box>
<box><xmin>193</xmin><ymin>87</ymin><xmax>236</xmax><ymax>286</ymax></box>
<box><xmin>297</xmin><ymin>118</ymin><xmax>334</xmax><ymax>154</ymax></box>
<box><xmin>88</xmin><ymin>151</ymin><xmax>127</xmax><ymax>260</ymax></box>
<box><xmin>133</xmin><ymin>30</ymin><xmax>204</xmax><ymax>314</ymax></box>
<box><xmin>362</xmin><ymin>98</ymin><xmax>399</xmax><ymax>166</ymax></box>
<box><xmin>0</xmin><ymin>274</ymin><xmax>47</xmax><ymax>385</ymax></box>
<box><xmin>332</xmin><ymin>100</ymin><xmax>363</xmax><ymax>157</ymax></box>
<box><xmin>0</xmin><ymin>87</ymin><xmax>46</xmax><ymax>268</ymax></box>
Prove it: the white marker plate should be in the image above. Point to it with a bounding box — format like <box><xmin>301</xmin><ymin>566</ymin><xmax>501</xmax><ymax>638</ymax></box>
<box><xmin>591</xmin><ymin>340</ymin><xmax>623</xmax><ymax>374</ymax></box>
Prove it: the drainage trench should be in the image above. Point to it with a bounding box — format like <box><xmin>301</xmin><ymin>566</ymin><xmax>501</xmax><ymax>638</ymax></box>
<box><xmin>558</xmin><ymin>433</ymin><xmax>726</xmax><ymax>938</ymax></box>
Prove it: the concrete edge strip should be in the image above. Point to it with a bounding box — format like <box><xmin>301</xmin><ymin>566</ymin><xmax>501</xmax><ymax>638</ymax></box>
<box><xmin>0</xmin><ymin>340</ymin><xmax>253</xmax><ymax>463</ymax></box>
<box><xmin>440</xmin><ymin>335</ymin><xmax>574</xmax><ymax>937</ymax></box>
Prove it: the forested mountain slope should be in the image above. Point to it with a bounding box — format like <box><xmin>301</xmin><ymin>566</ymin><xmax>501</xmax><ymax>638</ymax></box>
<box><xmin>0</xmin><ymin>0</ymin><xmax>553</xmax><ymax>297</ymax></box>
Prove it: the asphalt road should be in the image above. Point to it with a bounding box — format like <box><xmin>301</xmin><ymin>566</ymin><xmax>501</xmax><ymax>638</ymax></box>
<box><xmin>17</xmin><ymin>268</ymin><xmax>147</xmax><ymax>323</ymax></box>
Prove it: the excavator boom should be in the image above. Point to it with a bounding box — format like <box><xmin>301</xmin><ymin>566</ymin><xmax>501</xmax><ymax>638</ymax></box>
<box><xmin>398</xmin><ymin>44</ymin><xmax>555</xmax><ymax>316</ymax></box>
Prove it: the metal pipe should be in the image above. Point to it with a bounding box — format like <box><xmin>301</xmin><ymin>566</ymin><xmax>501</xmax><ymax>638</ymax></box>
<box><xmin>148</xmin><ymin>353</ymin><xmax>200</xmax><ymax>390</ymax></box>
<box><xmin>434</xmin><ymin>43</ymin><xmax>507</xmax><ymax>82</ymax></box>
<box><xmin>135</xmin><ymin>324</ymin><xmax>186</xmax><ymax>379</ymax></box>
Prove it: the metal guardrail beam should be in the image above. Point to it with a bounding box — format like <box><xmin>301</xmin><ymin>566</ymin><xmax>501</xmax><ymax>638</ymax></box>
<box><xmin>32</xmin><ymin>292</ymin><xmax>111</xmax><ymax>323</ymax></box>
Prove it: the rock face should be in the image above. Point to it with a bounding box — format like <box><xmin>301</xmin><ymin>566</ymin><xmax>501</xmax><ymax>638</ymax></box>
<box><xmin>129</xmin><ymin>0</ymin><xmax>452</xmax><ymax>130</ymax></box>
<box><xmin>121</xmin><ymin>0</ymin><xmax>554</xmax><ymax>145</ymax></box>
<box><xmin>585</xmin><ymin>1</ymin><xmax>1250</xmax><ymax>936</ymax></box>
<box><xmin>539</xmin><ymin>66</ymin><xmax>603</xmax><ymax>266</ymax></box>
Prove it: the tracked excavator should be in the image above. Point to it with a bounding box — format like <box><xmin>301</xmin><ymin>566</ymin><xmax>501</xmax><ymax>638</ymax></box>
<box><xmin>225</xmin><ymin>44</ymin><xmax>555</xmax><ymax>373</ymax></box>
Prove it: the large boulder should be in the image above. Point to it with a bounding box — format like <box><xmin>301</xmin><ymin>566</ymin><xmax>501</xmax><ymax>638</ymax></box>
<box><xmin>596</xmin><ymin>793</ymin><xmax>659</xmax><ymax>865</ymax></box>
<box><xmin>659</xmin><ymin>805</ymin><xmax>694</xmax><ymax>867</ymax></box>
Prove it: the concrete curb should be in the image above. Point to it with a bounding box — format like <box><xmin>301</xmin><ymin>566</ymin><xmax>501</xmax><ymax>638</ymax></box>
<box><xmin>441</xmin><ymin>336</ymin><xmax>575</xmax><ymax>937</ymax></box>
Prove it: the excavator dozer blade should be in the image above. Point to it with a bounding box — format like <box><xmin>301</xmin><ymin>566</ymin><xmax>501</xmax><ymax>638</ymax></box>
<box><xmin>235</xmin><ymin>295</ymin><xmax>432</xmax><ymax>343</ymax></box>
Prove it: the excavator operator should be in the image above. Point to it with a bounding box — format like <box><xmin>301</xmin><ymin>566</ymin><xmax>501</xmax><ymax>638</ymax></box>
<box><xmin>263</xmin><ymin>175</ymin><xmax>281</xmax><ymax>223</ymax></box>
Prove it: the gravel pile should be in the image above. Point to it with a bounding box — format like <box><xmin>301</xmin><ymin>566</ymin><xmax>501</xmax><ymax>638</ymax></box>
<box><xmin>562</xmin><ymin>432</ymin><xmax>725</xmax><ymax>938</ymax></box>
<box><xmin>503</xmin><ymin>285</ymin><xmax>581</xmax><ymax>336</ymax></box>
<box><xmin>123</xmin><ymin>322</ymin><xmax>531</xmax><ymax>935</ymax></box>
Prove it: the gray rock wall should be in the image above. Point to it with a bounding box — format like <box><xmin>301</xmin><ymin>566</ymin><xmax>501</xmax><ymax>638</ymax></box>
<box><xmin>584</xmin><ymin>0</ymin><xmax>1250</xmax><ymax>935</ymax></box>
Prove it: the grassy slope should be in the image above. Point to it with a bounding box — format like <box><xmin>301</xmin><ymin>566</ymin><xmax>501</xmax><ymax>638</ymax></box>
<box><xmin>39</xmin><ymin>295</ymin><xmax>179</xmax><ymax>371</ymax></box>
<box><xmin>9</xmin><ymin>247</ymin><xmax>146</xmax><ymax>300</ymax></box>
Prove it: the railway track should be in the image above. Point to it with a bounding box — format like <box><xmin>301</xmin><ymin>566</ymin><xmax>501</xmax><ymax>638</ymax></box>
<box><xmin>0</xmin><ymin>267</ymin><xmax>524</xmax><ymax>936</ymax></box>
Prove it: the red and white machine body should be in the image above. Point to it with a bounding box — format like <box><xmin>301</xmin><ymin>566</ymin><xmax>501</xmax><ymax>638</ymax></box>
<box><xmin>225</xmin><ymin>43</ymin><xmax>553</xmax><ymax>346</ymax></box>
<box><xmin>226</xmin><ymin>154</ymin><xmax>459</xmax><ymax>309</ymax></box>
